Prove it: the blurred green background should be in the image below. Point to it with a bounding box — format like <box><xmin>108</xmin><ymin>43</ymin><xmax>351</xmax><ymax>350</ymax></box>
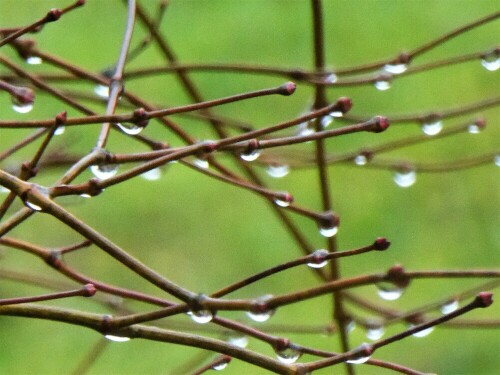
<box><xmin>0</xmin><ymin>1</ymin><xmax>498</xmax><ymax>374</ymax></box>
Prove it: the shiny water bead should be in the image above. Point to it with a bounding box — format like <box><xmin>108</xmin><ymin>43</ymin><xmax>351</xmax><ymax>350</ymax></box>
<box><xmin>276</xmin><ymin>347</ymin><xmax>302</xmax><ymax>364</ymax></box>
<box><xmin>421</xmin><ymin>120</ymin><xmax>442</xmax><ymax>136</ymax></box>
<box><xmin>240</xmin><ymin>149</ymin><xmax>261</xmax><ymax>162</ymax></box>
<box><xmin>267</xmin><ymin>164</ymin><xmax>290</xmax><ymax>178</ymax></box>
<box><xmin>347</xmin><ymin>343</ymin><xmax>373</xmax><ymax>364</ymax></box>
<box><xmin>384</xmin><ymin>63</ymin><xmax>408</xmax><ymax>75</ymax></box>
<box><xmin>117</xmin><ymin>122</ymin><xmax>144</xmax><ymax>135</ymax></box>
<box><xmin>26</xmin><ymin>56</ymin><xmax>43</xmax><ymax>65</ymax></box>
<box><xmin>90</xmin><ymin>164</ymin><xmax>118</xmax><ymax>180</ymax></box>
<box><xmin>307</xmin><ymin>249</ymin><xmax>329</xmax><ymax>269</ymax></box>
<box><xmin>246</xmin><ymin>295</ymin><xmax>275</xmax><ymax>322</ymax></box>
<box><xmin>481</xmin><ymin>49</ymin><xmax>500</xmax><ymax>71</ymax></box>
<box><xmin>393</xmin><ymin>169</ymin><xmax>416</xmax><ymax>188</ymax></box>
<box><xmin>440</xmin><ymin>299</ymin><xmax>459</xmax><ymax>314</ymax></box>
<box><xmin>376</xmin><ymin>282</ymin><xmax>404</xmax><ymax>301</ymax></box>
<box><xmin>94</xmin><ymin>84</ymin><xmax>109</xmax><ymax>98</ymax></box>
<box><xmin>104</xmin><ymin>334</ymin><xmax>131</xmax><ymax>342</ymax></box>
<box><xmin>188</xmin><ymin>309</ymin><xmax>213</xmax><ymax>324</ymax></box>
<box><xmin>141</xmin><ymin>168</ymin><xmax>162</xmax><ymax>181</ymax></box>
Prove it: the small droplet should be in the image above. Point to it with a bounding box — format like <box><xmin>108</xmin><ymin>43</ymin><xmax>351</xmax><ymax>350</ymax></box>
<box><xmin>193</xmin><ymin>158</ymin><xmax>209</xmax><ymax>169</ymax></box>
<box><xmin>94</xmin><ymin>84</ymin><xmax>109</xmax><ymax>98</ymax></box>
<box><xmin>374</xmin><ymin>78</ymin><xmax>391</xmax><ymax>91</ymax></box>
<box><xmin>23</xmin><ymin>185</ymin><xmax>49</xmax><ymax>211</ymax></box>
<box><xmin>80</xmin><ymin>193</ymin><xmax>92</xmax><ymax>198</ymax></box>
<box><xmin>12</xmin><ymin>102</ymin><xmax>33</xmax><ymax>114</ymax></box>
<box><xmin>0</xmin><ymin>186</ymin><xmax>10</xmax><ymax>194</ymax></box>
<box><xmin>481</xmin><ymin>51</ymin><xmax>500</xmax><ymax>72</ymax></box>
<box><xmin>421</xmin><ymin>120</ymin><xmax>442</xmax><ymax>136</ymax></box>
<box><xmin>325</xmin><ymin>73</ymin><xmax>338</xmax><ymax>83</ymax></box>
<box><xmin>117</xmin><ymin>122</ymin><xmax>144</xmax><ymax>135</ymax></box>
<box><xmin>320</xmin><ymin>115</ymin><xmax>334</xmax><ymax>128</ymax></box>
<box><xmin>141</xmin><ymin>168</ymin><xmax>161</xmax><ymax>181</ymax></box>
<box><xmin>297</xmin><ymin>122</ymin><xmax>315</xmax><ymax>137</ymax></box>
<box><xmin>347</xmin><ymin>343</ymin><xmax>372</xmax><ymax>364</ymax></box>
<box><xmin>247</xmin><ymin>295</ymin><xmax>275</xmax><ymax>323</ymax></box>
<box><xmin>307</xmin><ymin>249</ymin><xmax>329</xmax><ymax>269</ymax></box>
<box><xmin>240</xmin><ymin>150</ymin><xmax>261</xmax><ymax>162</ymax></box>
<box><xmin>228</xmin><ymin>336</ymin><xmax>248</xmax><ymax>348</ymax></box>
<box><xmin>188</xmin><ymin>310</ymin><xmax>213</xmax><ymax>324</ymax></box>
<box><xmin>267</xmin><ymin>164</ymin><xmax>289</xmax><ymax>178</ymax></box>
<box><xmin>105</xmin><ymin>334</ymin><xmax>130</xmax><ymax>342</ymax></box>
<box><xmin>366</xmin><ymin>324</ymin><xmax>385</xmax><ymax>341</ymax></box>
<box><xmin>26</xmin><ymin>56</ymin><xmax>43</xmax><ymax>65</ymax></box>
<box><xmin>319</xmin><ymin>224</ymin><xmax>338</xmax><ymax>238</ymax></box>
<box><xmin>354</xmin><ymin>154</ymin><xmax>368</xmax><ymax>166</ymax></box>
<box><xmin>276</xmin><ymin>347</ymin><xmax>301</xmax><ymax>364</ymax></box>
<box><xmin>441</xmin><ymin>299</ymin><xmax>459</xmax><ymax>314</ymax></box>
<box><xmin>393</xmin><ymin>169</ymin><xmax>416</xmax><ymax>188</ymax></box>
<box><xmin>376</xmin><ymin>282</ymin><xmax>404</xmax><ymax>301</ymax></box>
<box><xmin>24</xmin><ymin>200</ymin><xmax>43</xmax><ymax>211</ymax></box>
<box><xmin>467</xmin><ymin>124</ymin><xmax>481</xmax><ymax>134</ymax></box>
<box><xmin>411</xmin><ymin>325</ymin><xmax>434</xmax><ymax>338</ymax></box>
<box><xmin>54</xmin><ymin>126</ymin><xmax>65</xmax><ymax>136</ymax></box>
<box><xmin>494</xmin><ymin>155</ymin><xmax>500</xmax><ymax>167</ymax></box>
<box><xmin>212</xmin><ymin>362</ymin><xmax>228</xmax><ymax>371</ymax></box>
<box><xmin>90</xmin><ymin>164</ymin><xmax>118</xmax><ymax>180</ymax></box>
<box><xmin>346</xmin><ymin>319</ymin><xmax>356</xmax><ymax>334</ymax></box>
<box><xmin>384</xmin><ymin>63</ymin><xmax>408</xmax><ymax>75</ymax></box>
<box><xmin>274</xmin><ymin>198</ymin><xmax>290</xmax><ymax>207</ymax></box>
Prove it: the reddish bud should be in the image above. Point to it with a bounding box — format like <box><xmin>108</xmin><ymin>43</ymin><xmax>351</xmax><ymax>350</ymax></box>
<box><xmin>278</xmin><ymin>81</ymin><xmax>296</xmax><ymax>96</ymax></box>
<box><xmin>45</xmin><ymin>9</ymin><xmax>62</xmax><ymax>22</ymax></box>
<box><xmin>13</xmin><ymin>87</ymin><xmax>35</xmax><ymax>106</ymax></box>
<box><xmin>334</xmin><ymin>97</ymin><xmax>353</xmax><ymax>114</ymax></box>
<box><xmin>55</xmin><ymin>111</ymin><xmax>67</xmax><ymax>126</ymax></box>
<box><xmin>373</xmin><ymin>237</ymin><xmax>391</xmax><ymax>251</ymax></box>
<box><xmin>83</xmin><ymin>283</ymin><xmax>97</xmax><ymax>297</ymax></box>
<box><xmin>369</xmin><ymin>116</ymin><xmax>390</xmax><ymax>133</ymax></box>
<box><xmin>201</xmin><ymin>140</ymin><xmax>218</xmax><ymax>153</ymax></box>
<box><xmin>386</xmin><ymin>264</ymin><xmax>410</xmax><ymax>288</ymax></box>
<box><xmin>76</xmin><ymin>0</ymin><xmax>86</xmax><ymax>6</ymax></box>
<box><xmin>243</xmin><ymin>139</ymin><xmax>259</xmax><ymax>154</ymax></box>
<box><xmin>474</xmin><ymin>292</ymin><xmax>493</xmax><ymax>308</ymax></box>
<box><xmin>474</xmin><ymin>118</ymin><xmax>486</xmax><ymax>130</ymax></box>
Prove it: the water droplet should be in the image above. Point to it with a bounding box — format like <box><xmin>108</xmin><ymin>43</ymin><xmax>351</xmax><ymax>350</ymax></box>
<box><xmin>325</xmin><ymin>73</ymin><xmax>338</xmax><ymax>83</ymax></box>
<box><xmin>240</xmin><ymin>150</ymin><xmax>261</xmax><ymax>162</ymax></box>
<box><xmin>441</xmin><ymin>299</ymin><xmax>459</xmax><ymax>314</ymax></box>
<box><xmin>247</xmin><ymin>295</ymin><xmax>275</xmax><ymax>322</ymax></box>
<box><xmin>320</xmin><ymin>115</ymin><xmax>334</xmax><ymax>128</ymax></box>
<box><xmin>212</xmin><ymin>362</ymin><xmax>228</xmax><ymax>371</ymax></box>
<box><xmin>494</xmin><ymin>155</ymin><xmax>500</xmax><ymax>167</ymax></box>
<box><xmin>297</xmin><ymin>122</ymin><xmax>315</xmax><ymax>137</ymax></box>
<box><xmin>193</xmin><ymin>158</ymin><xmax>209</xmax><ymax>169</ymax></box>
<box><xmin>141</xmin><ymin>168</ymin><xmax>161</xmax><ymax>181</ymax></box>
<box><xmin>90</xmin><ymin>164</ymin><xmax>118</xmax><ymax>180</ymax></box>
<box><xmin>94</xmin><ymin>84</ymin><xmax>109</xmax><ymax>98</ymax></box>
<box><xmin>354</xmin><ymin>154</ymin><xmax>368</xmax><ymax>166</ymax></box>
<box><xmin>421</xmin><ymin>120</ymin><xmax>442</xmax><ymax>136</ymax></box>
<box><xmin>80</xmin><ymin>193</ymin><xmax>92</xmax><ymax>198</ymax></box>
<box><xmin>12</xmin><ymin>102</ymin><xmax>33</xmax><ymax>114</ymax></box>
<box><xmin>384</xmin><ymin>63</ymin><xmax>408</xmax><ymax>75</ymax></box>
<box><xmin>346</xmin><ymin>319</ymin><xmax>356</xmax><ymax>333</ymax></box>
<box><xmin>319</xmin><ymin>224</ymin><xmax>338</xmax><ymax>238</ymax></box>
<box><xmin>117</xmin><ymin>122</ymin><xmax>144</xmax><ymax>135</ymax></box>
<box><xmin>347</xmin><ymin>343</ymin><xmax>372</xmax><ymax>364</ymax></box>
<box><xmin>105</xmin><ymin>334</ymin><xmax>130</xmax><ymax>342</ymax></box>
<box><xmin>467</xmin><ymin>124</ymin><xmax>481</xmax><ymax>134</ymax></box>
<box><xmin>393</xmin><ymin>169</ymin><xmax>416</xmax><ymax>188</ymax></box>
<box><xmin>188</xmin><ymin>310</ymin><xmax>213</xmax><ymax>324</ymax></box>
<box><xmin>276</xmin><ymin>347</ymin><xmax>301</xmax><ymax>364</ymax></box>
<box><xmin>24</xmin><ymin>200</ymin><xmax>43</xmax><ymax>211</ymax></box>
<box><xmin>376</xmin><ymin>282</ymin><xmax>404</xmax><ymax>301</ymax></box>
<box><xmin>274</xmin><ymin>198</ymin><xmax>290</xmax><ymax>207</ymax></box>
<box><xmin>366</xmin><ymin>322</ymin><xmax>385</xmax><ymax>340</ymax></box>
<box><xmin>374</xmin><ymin>78</ymin><xmax>391</xmax><ymax>91</ymax></box>
<box><xmin>411</xmin><ymin>325</ymin><xmax>434</xmax><ymax>338</ymax></box>
<box><xmin>267</xmin><ymin>164</ymin><xmax>289</xmax><ymax>178</ymax></box>
<box><xmin>23</xmin><ymin>185</ymin><xmax>49</xmax><ymax>211</ymax></box>
<box><xmin>0</xmin><ymin>186</ymin><xmax>10</xmax><ymax>194</ymax></box>
<box><xmin>228</xmin><ymin>336</ymin><xmax>248</xmax><ymax>348</ymax></box>
<box><xmin>54</xmin><ymin>126</ymin><xmax>65</xmax><ymax>136</ymax></box>
<box><xmin>26</xmin><ymin>56</ymin><xmax>43</xmax><ymax>65</ymax></box>
<box><xmin>481</xmin><ymin>51</ymin><xmax>500</xmax><ymax>72</ymax></box>
<box><xmin>307</xmin><ymin>249</ymin><xmax>329</xmax><ymax>269</ymax></box>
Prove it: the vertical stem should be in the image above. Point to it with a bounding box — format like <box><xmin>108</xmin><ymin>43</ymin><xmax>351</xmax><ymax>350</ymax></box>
<box><xmin>310</xmin><ymin>1</ymin><xmax>353</xmax><ymax>374</ymax></box>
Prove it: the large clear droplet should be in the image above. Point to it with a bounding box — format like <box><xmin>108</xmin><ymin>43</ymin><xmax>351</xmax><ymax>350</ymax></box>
<box><xmin>321</xmin><ymin>115</ymin><xmax>334</xmax><ymax>128</ymax></box>
<box><xmin>297</xmin><ymin>122</ymin><xmax>315</xmax><ymax>137</ymax></box>
<box><xmin>54</xmin><ymin>126</ymin><xmax>65</xmax><ymax>136</ymax></box>
<box><xmin>354</xmin><ymin>154</ymin><xmax>368</xmax><ymax>166</ymax></box>
<box><xmin>90</xmin><ymin>164</ymin><xmax>118</xmax><ymax>180</ymax></box>
<box><xmin>212</xmin><ymin>362</ymin><xmax>228</xmax><ymax>371</ymax></box>
<box><xmin>274</xmin><ymin>198</ymin><xmax>290</xmax><ymax>207</ymax></box>
<box><xmin>12</xmin><ymin>101</ymin><xmax>33</xmax><ymax>114</ymax></box>
<box><xmin>228</xmin><ymin>336</ymin><xmax>248</xmax><ymax>348</ymax></box>
<box><xmin>411</xmin><ymin>325</ymin><xmax>434</xmax><ymax>338</ymax></box>
<box><xmin>347</xmin><ymin>343</ymin><xmax>372</xmax><ymax>364</ymax></box>
<box><xmin>384</xmin><ymin>63</ymin><xmax>408</xmax><ymax>75</ymax></box>
<box><xmin>141</xmin><ymin>168</ymin><xmax>161</xmax><ymax>181</ymax></box>
<box><xmin>366</xmin><ymin>323</ymin><xmax>385</xmax><ymax>341</ymax></box>
<box><xmin>325</xmin><ymin>73</ymin><xmax>338</xmax><ymax>83</ymax></box>
<box><xmin>481</xmin><ymin>52</ymin><xmax>500</xmax><ymax>72</ymax></box>
<box><xmin>26</xmin><ymin>56</ymin><xmax>43</xmax><ymax>65</ymax></box>
<box><xmin>374</xmin><ymin>79</ymin><xmax>391</xmax><ymax>91</ymax></box>
<box><xmin>276</xmin><ymin>347</ymin><xmax>301</xmax><ymax>364</ymax></box>
<box><xmin>376</xmin><ymin>282</ymin><xmax>404</xmax><ymax>301</ymax></box>
<box><xmin>467</xmin><ymin>124</ymin><xmax>481</xmax><ymax>134</ymax></box>
<box><xmin>94</xmin><ymin>84</ymin><xmax>109</xmax><ymax>98</ymax></box>
<box><xmin>117</xmin><ymin>122</ymin><xmax>144</xmax><ymax>135</ymax></box>
<box><xmin>193</xmin><ymin>158</ymin><xmax>209</xmax><ymax>169</ymax></box>
<box><xmin>188</xmin><ymin>310</ymin><xmax>213</xmax><ymax>324</ymax></box>
<box><xmin>421</xmin><ymin>120</ymin><xmax>442</xmax><ymax>136</ymax></box>
<box><xmin>494</xmin><ymin>155</ymin><xmax>500</xmax><ymax>167</ymax></box>
<box><xmin>240</xmin><ymin>150</ymin><xmax>261</xmax><ymax>162</ymax></box>
<box><xmin>307</xmin><ymin>249</ymin><xmax>329</xmax><ymax>269</ymax></box>
<box><xmin>267</xmin><ymin>164</ymin><xmax>289</xmax><ymax>178</ymax></box>
<box><xmin>319</xmin><ymin>224</ymin><xmax>338</xmax><ymax>238</ymax></box>
<box><xmin>247</xmin><ymin>295</ymin><xmax>275</xmax><ymax>322</ymax></box>
<box><xmin>105</xmin><ymin>334</ymin><xmax>131</xmax><ymax>342</ymax></box>
<box><xmin>441</xmin><ymin>299</ymin><xmax>459</xmax><ymax>314</ymax></box>
<box><xmin>393</xmin><ymin>169</ymin><xmax>416</xmax><ymax>188</ymax></box>
<box><xmin>24</xmin><ymin>200</ymin><xmax>43</xmax><ymax>211</ymax></box>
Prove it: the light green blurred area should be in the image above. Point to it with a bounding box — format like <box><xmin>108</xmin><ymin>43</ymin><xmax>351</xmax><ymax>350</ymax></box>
<box><xmin>0</xmin><ymin>1</ymin><xmax>498</xmax><ymax>374</ymax></box>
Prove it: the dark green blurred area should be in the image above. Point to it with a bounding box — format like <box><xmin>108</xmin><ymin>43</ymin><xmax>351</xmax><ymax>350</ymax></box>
<box><xmin>0</xmin><ymin>1</ymin><xmax>498</xmax><ymax>374</ymax></box>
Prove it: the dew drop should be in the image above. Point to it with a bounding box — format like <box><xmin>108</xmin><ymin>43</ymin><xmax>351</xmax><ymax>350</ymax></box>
<box><xmin>105</xmin><ymin>334</ymin><xmax>130</xmax><ymax>342</ymax></box>
<box><xmin>411</xmin><ymin>325</ymin><xmax>434</xmax><ymax>338</ymax></box>
<box><xmin>376</xmin><ymin>282</ymin><xmax>404</xmax><ymax>301</ymax></box>
<box><xmin>366</xmin><ymin>324</ymin><xmax>385</xmax><ymax>341</ymax></box>
<box><xmin>321</xmin><ymin>115</ymin><xmax>334</xmax><ymax>128</ymax></box>
<box><xmin>247</xmin><ymin>295</ymin><xmax>275</xmax><ymax>323</ymax></box>
<box><xmin>307</xmin><ymin>249</ymin><xmax>329</xmax><ymax>269</ymax></box>
<box><xmin>393</xmin><ymin>169</ymin><xmax>416</xmax><ymax>188</ymax></box>
<box><xmin>141</xmin><ymin>168</ymin><xmax>161</xmax><ymax>181</ymax></box>
<box><xmin>325</xmin><ymin>73</ymin><xmax>338</xmax><ymax>83</ymax></box>
<box><xmin>117</xmin><ymin>122</ymin><xmax>144</xmax><ymax>135</ymax></box>
<box><xmin>240</xmin><ymin>150</ymin><xmax>261</xmax><ymax>162</ymax></box>
<box><xmin>193</xmin><ymin>158</ymin><xmax>209</xmax><ymax>169</ymax></box>
<box><xmin>24</xmin><ymin>200</ymin><xmax>43</xmax><ymax>211</ymax></box>
<box><xmin>90</xmin><ymin>164</ymin><xmax>118</xmax><ymax>180</ymax></box>
<box><xmin>319</xmin><ymin>224</ymin><xmax>338</xmax><ymax>238</ymax></box>
<box><xmin>354</xmin><ymin>154</ymin><xmax>368</xmax><ymax>166</ymax></box>
<box><xmin>374</xmin><ymin>79</ymin><xmax>391</xmax><ymax>91</ymax></box>
<box><xmin>384</xmin><ymin>63</ymin><xmax>408</xmax><ymax>75</ymax></box>
<box><xmin>297</xmin><ymin>122</ymin><xmax>315</xmax><ymax>137</ymax></box>
<box><xmin>188</xmin><ymin>310</ymin><xmax>213</xmax><ymax>324</ymax></box>
<box><xmin>212</xmin><ymin>362</ymin><xmax>228</xmax><ymax>371</ymax></box>
<box><xmin>441</xmin><ymin>299</ymin><xmax>459</xmax><ymax>314</ymax></box>
<box><xmin>54</xmin><ymin>126</ymin><xmax>65</xmax><ymax>136</ymax></box>
<box><xmin>494</xmin><ymin>155</ymin><xmax>500</xmax><ymax>167</ymax></box>
<box><xmin>481</xmin><ymin>51</ymin><xmax>500</xmax><ymax>72</ymax></box>
<box><xmin>12</xmin><ymin>102</ymin><xmax>33</xmax><ymax>114</ymax></box>
<box><xmin>421</xmin><ymin>120</ymin><xmax>442</xmax><ymax>136</ymax></box>
<box><xmin>274</xmin><ymin>199</ymin><xmax>290</xmax><ymax>207</ymax></box>
<box><xmin>0</xmin><ymin>186</ymin><xmax>10</xmax><ymax>194</ymax></box>
<box><xmin>346</xmin><ymin>319</ymin><xmax>356</xmax><ymax>334</ymax></box>
<box><xmin>267</xmin><ymin>164</ymin><xmax>289</xmax><ymax>178</ymax></box>
<box><xmin>228</xmin><ymin>336</ymin><xmax>248</xmax><ymax>348</ymax></box>
<box><xmin>276</xmin><ymin>347</ymin><xmax>301</xmax><ymax>364</ymax></box>
<box><xmin>467</xmin><ymin>124</ymin><xmax>481</xmax><ymax>134</ymax></box>
<box><xmin>94</xmin><ymin>84</ymin><xmax>109</xmax><ymax>98</ymax></box>
<box><xmin>347</xmin><ymin>343</ymin><xmax>372</xmax><ymax>364</ymax></box>
<box><xmin>26</xmin><ymin>56</ymin><xmax>43</xmax><ymax>65</ymax></box>
<box><xmin>80</xmin><ymin>193</ymin><xmax>92</xmax><ymax>198</ymax></box>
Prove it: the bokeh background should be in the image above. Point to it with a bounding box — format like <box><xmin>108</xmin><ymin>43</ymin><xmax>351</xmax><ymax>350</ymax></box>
<box><xmin>0</xmin><ymin>1</ymin><xmax>498</xmax><ymax>374</ymax></box>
